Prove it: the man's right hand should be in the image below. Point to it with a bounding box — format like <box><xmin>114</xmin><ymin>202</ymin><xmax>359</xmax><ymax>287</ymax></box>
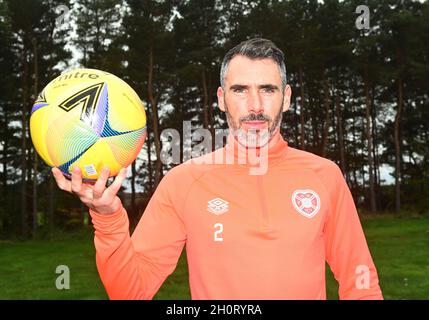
<box><xmin>52</xmin><ymin>166</ymin><xmax>128</xmax><ymax>215</ymax></box>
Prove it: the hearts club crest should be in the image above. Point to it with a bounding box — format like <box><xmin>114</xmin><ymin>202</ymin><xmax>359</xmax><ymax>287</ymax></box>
<box><xmin>291</xmin><ymin>189</ymin><xmax>321</xmax><ymax>218</ymax></box>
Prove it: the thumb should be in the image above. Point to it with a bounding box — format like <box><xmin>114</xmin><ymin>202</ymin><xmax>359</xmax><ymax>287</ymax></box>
<box><xmin>103</xmin><ymin>167</ymin><xmax>128</xmax><ymax>200</ymax></box>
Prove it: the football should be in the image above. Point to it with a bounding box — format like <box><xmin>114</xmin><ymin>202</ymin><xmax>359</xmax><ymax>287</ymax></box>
<box><xmin>30</xmin><ymin>68</ymin><xmax>147</xmax><ymax>181</ymax></box>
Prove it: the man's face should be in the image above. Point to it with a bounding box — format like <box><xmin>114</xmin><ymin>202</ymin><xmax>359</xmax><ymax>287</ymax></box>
<box><xmin>217</xmin><ymin>55</ymin><xmax>291</xmax><ymax>148</ymax></box>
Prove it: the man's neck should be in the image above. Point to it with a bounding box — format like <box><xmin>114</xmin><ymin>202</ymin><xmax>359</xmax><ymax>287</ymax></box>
<box><xmin>266</xmin><ymin>129</ymin><xmax>282</xmax><ymax>150</ymax></box>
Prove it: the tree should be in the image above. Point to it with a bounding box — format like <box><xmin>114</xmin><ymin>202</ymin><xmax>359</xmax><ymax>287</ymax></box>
<box><xmin>73</xmin><ymin>0</ymin><xmax>123</xmax><ymax>68</ymax></box>
<box><xmin>122</xmin><ymin>0</ymin><xmax>176</xmax><ymax>192</ymax></box>
<box><xmin>6</xmin><ymin>0</ymin><xmax>71</xmax><ymax>237</ymax></box>
<box><xmin>380</xmin><ymin>0</ymin><xmax>426</xmax><ymax>213</ymax></box>
<box><xmin>0</xmin><ymin>0</ymin><xmax>20</xmax><ymax>235</ymax></box>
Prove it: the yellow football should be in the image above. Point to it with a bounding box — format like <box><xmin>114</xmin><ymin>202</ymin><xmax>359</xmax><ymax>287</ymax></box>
<box><xmin>30</xmin><ymin>68</ymin><xmax>147</xmax><ymax>181</ymax></box>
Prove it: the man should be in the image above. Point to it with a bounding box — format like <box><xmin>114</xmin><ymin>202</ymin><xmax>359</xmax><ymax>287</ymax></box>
<box><xmin>52</xmin><ymin>38</ymin><xmax>383</xmax><ymax>300</ymax></box>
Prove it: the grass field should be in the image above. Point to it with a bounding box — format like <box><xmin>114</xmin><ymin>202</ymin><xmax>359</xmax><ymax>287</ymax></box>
<box><xmin>0</xmin><ymin>215</ymin><xmax>428</xmax><ymax>300</ymax></box>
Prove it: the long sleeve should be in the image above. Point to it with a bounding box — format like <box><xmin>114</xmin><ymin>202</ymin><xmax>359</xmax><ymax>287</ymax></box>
<box><xmin>323</xmin><ymin>163</ymin><xmax>383</xmax><ymax>300</ymax></box>
<box><xmin>89</xmin><ymin>172</ymin><xmax>187</xmax><ymax>300</ymax></box>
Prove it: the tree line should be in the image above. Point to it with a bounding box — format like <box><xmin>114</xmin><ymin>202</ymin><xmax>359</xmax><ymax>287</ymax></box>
<box><xmin>0</xmin><ymin>0</ymin><xmax>428</xmax><ymax>238</ymax></box>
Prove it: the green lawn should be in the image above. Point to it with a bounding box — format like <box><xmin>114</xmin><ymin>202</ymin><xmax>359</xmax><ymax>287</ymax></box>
<box><xmin>0</xmin><ymin>215</ymin><xmax>428</xmax><ymax>299</ymax></box>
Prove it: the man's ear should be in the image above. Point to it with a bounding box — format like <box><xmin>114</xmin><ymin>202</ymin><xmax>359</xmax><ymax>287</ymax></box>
<box><xmin>217</xmin><ymin>86</ymin><xmax>225</xmax><ymax>112</ymax></box>
<box><xmin>282</xmin><ymin>85</ymin><xmax>292</xmax><ymax>112</ymax></box>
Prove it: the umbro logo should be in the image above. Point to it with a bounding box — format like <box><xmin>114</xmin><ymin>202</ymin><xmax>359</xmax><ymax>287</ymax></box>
<box><xmin>207</xmin><ymin>198</ymin><xmax>229</xmax><ymax>215</ymax></box>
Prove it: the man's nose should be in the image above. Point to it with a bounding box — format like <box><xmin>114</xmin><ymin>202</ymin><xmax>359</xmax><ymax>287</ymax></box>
<box><xmin>247</xmin><ymin>89</ymin><xmax>263</xmax><ymax>114</ymax></box>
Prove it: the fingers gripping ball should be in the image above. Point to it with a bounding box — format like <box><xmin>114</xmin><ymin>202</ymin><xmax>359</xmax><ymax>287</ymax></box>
<box><xmin>30</xmin><ymin>68</ymin><xmax>147</xmax><ymax>181</ymax></box>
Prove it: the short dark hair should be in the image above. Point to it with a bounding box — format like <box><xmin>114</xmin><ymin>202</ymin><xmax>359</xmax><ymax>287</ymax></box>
<box><xmin>220</xmin><ymin>38</ymin><xmax>287</xmax><ymax>90</ymax></box>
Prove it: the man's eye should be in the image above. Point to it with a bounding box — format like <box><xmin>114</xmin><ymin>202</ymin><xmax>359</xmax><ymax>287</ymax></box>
<box><xmin>233</xmin><ymin>88</ymin><xmax>246</xmax><ymax>93</ymax></box>
<box><xmin>262</xmin><ymin>87</ymin><xmax>275</xmax><ymax>93</ymax></box>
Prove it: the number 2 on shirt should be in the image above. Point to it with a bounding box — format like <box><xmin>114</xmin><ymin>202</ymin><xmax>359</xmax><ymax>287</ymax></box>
<box><xmin>214</xmin><ymin>223</ymin><xmax>223</xmax><ymax>242</ymax></box>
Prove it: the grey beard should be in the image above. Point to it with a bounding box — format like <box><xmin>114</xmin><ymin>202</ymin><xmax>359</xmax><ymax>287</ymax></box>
<box><xmin>224</xmin><ymin>101</ymin><xmax>283</xmax><ymax>147</ymax></box>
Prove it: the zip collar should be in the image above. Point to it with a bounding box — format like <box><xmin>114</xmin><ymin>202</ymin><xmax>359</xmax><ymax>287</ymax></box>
<box><xmin>224</xmin><ymin>132</ymin><xmax>289</xmax><ymax>170</ymax></box>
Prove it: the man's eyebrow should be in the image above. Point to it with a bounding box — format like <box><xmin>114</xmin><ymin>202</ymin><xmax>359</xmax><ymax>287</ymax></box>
<box><xmin>229</xmin><ymin>84</ymin><xmax>248</xmax><ymax>91</ymax></box>
<box><xmin>259</xmin><ymin>84</ymin><xmax>279</xmax><ymax>90</ymax></box>
<box><xmin>229</xmin><ymin>84</ymin><xmax>280</xmax><ymax>91</ymax></box>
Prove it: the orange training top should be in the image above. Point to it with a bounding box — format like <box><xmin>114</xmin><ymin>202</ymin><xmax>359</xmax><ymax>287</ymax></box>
<box><xmin>89</xmin><ymin>134</ymin><xmax>383</xmax><ymax>300</ymax></box>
